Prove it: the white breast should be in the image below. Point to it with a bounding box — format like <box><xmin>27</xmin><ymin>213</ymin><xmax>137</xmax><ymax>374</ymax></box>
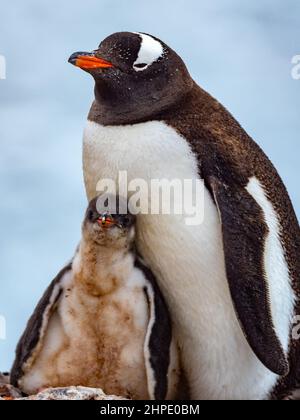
<box><xmin>83</xmin><ymin>120</ymin><xmax>280</xmax><ymax>400</ymax></box>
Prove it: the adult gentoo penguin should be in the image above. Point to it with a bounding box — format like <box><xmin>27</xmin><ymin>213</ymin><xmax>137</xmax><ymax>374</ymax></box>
<box><xmin>11</xmin><ymin>196</ymin><xmax>180</xmax><ymax>400</ymax></box>
<box><xmin>69</xmin><ymin>32</ymin><xmax>300</xmax><ymax>400</ymax></box>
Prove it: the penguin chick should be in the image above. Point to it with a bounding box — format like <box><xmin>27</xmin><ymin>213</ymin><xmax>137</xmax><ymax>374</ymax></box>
<box><xmin>10</xmin><ymin>196</ymin><xmax>180</xmax><ymax>400</ymax></box>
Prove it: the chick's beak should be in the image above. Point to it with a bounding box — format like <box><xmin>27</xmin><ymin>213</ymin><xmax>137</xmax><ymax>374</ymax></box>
<box><xmin>68</xmin><ymin>51</ymin><xmax>114</xmax><ymax>70</ymax></box>
<box><xmin>97</xmin><ymin>216</ymin><xmax>116</xmax><ymax>228</ymax></box>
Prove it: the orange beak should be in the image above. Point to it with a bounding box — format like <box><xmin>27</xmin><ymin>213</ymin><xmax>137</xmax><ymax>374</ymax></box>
<box><xmin>68</xmin><ymin>51</ymin><xmax>114</xmax><ymax>70</ymax></box>
<box><xmin>98</xmin><ymin>216</ymin><xmax>116</xmax><ymax>228</ymax></box>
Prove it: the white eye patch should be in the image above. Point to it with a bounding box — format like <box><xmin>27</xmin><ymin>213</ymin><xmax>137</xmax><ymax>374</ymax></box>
<box><xmin>133</xmin><ymin>33</ymin><xmax>164</xmax><ymax>72</ymax></box>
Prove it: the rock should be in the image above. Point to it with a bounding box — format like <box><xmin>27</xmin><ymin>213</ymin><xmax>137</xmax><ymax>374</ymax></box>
<box><xmin>0</xmin><ymin>384</ymin><xmax>23</xmax><ymax>400</ymax></box>
<box><xmin>0</xmin><ymin>373</ymin><xmax>23</xmax><ymax>399</ymax></box>
<box><xmin>20</xmin><ymin>386</ymin><xmax>128</xmax><ymax>400</ymax></box>
<box><xmin>0</xmin><ymin>382</ymin><xmax>127</xmax><ymax>401</ymax></box>
<box><xmin>0</xmin><ymin>371</ymin><xmax>127</xmax><ymax>400</ymax></box>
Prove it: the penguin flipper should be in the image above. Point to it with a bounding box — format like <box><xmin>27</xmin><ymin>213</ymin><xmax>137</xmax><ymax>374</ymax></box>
<box><xmin>135</xmin><ymin>258</ymin><xmax>173</xmax><ymax>400</ymax></box>
<box><xmin>10</xmin><ymin>262</ymin><xmax>73</xmax><ymax>388</ymax></box>
<box><xmin>209</xmin><ymin>176</ymin><xmax>289</xmax><ymax>376</ymax></box>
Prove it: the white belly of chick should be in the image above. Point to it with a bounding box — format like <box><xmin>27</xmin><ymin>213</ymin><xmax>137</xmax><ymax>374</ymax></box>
<box><xmin>82</xmin><ymin>120</ymin><xmax>279</xmax><ymax>400</ymax></box>
<box><xmin>20</xmin><ymin>268</ymin><xmax>150</xmax><ymax>399</ymax></box>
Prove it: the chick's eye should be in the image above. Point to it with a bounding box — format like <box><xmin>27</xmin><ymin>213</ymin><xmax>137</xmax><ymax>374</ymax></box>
<box><xmin>123</xmin><ymin>216</ymin><xmax>132</xmax><ymax>226</ymax></box>
<box><xmin>122</xmin><ymin>216</ymin><xmax>132</xmax><ymax>228</ymax></box>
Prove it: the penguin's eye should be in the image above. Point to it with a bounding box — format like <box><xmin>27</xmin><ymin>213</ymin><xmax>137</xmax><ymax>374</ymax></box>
<box><xmin>133</xmin><ymin>63</ymin><xmax>148</xmax><ymax>70</ymax></box>
<box><xmin>133</xmin><ymin>33</ymin><xmax>164</xmax><ymax>72</ymax></box>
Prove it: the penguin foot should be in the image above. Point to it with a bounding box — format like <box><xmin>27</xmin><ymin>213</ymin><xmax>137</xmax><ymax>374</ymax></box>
<box><xmin>282</xmin><ymin>389</ymin><xmax>300</xmax><ymax>400</ymax></box>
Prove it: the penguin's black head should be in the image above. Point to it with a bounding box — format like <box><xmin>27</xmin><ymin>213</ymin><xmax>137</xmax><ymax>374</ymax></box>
<box><xmin>83</xmin><ymin>195</ymin><xmax>136</xmax><ymax>248</ymax></box>
<box><xmin>69</xmin><ymin>32</ymin><xmax>193</xmax><ymax>124</ymax></box>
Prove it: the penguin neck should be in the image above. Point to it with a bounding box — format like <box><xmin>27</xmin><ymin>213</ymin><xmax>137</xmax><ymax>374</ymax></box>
<box><xmin>89</xmin><ymin>79</ymin><xmax>195</xmax><ymax>126</ymax></box>
<box><xmin>73</xmin><ymin>237</ymin><xmax>134</xmax><ymax>296</ymax></box>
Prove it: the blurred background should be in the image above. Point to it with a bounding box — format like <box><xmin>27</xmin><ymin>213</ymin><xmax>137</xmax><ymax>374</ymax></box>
<box><xmin>0</xmin><ymin>1</ymin><xmax>299</xmax><ymax>371</ymax></box>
